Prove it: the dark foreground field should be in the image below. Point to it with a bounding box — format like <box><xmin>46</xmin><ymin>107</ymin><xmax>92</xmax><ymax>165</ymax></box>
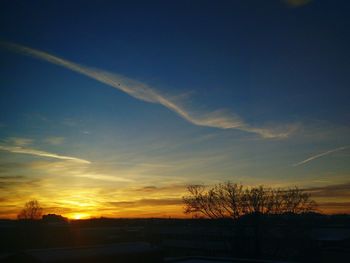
<box><xmin>0</xmin><ymin>214</ymin><xmax>349</xmax><ymax>263</ymax></box>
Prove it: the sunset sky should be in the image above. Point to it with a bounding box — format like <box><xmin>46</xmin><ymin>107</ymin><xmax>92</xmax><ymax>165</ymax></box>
<box><xmin>0</xmin><ymin>0</ymin><xmax>349</xmax><ymax>219</ymax></box>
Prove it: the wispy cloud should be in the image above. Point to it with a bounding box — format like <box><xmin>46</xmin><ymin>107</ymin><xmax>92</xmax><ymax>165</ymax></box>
<box><xmin>293</xmin><ymin>146</ymin><xmax>349</xmax><ymax>167</ymax></box>
<box><xmin>43</xmin><ymin>136</ymin><xmax>65</xmax><ymax>145</ymax></box>
<box><xmin>0</xmin><ymin>145</ymin><xmax>90</xmax><ymax>164</ymax></box>
<box><xmin>108</xmin><ymin>198</ymin><xmax>182</xmax><ymax>207</ymax></box>
<box><xmin>0</xmin><ymin>41</ymin><xmax>296</xmax><ymax>139</ymax></box>
<box><xmin>134</xmin><ymin>184</ymin><xmax>188</xmax><ymax>194</ymax></box>
<box><xmin>28</xmin><ymin>160</ymin><xmax>131</xmax><ymax>182</ymax></box>
<box><xmin>305</xmin><ymin>182</ymin><xmax>350</xmax><ymax>198</ymax></box>
<box><xmin>282</xmin><ymin>0</ymin><xmax>312</xmax><ymax>8</ymax></box>
<box><xmin>6</xmin><ymin>137</ymin><xmax>33</xmax><ymax>146</ymax></box>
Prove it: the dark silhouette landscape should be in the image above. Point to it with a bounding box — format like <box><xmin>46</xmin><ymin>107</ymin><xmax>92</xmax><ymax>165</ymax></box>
<box><xmin>1</xmin><ymin>184</ymin><xmax>350</xmax><ymax>262</ymax></box>
<box><xmin>1</xmin><ymin>214</ymin><xmax>350</xmax><ymax>262</ymax></box>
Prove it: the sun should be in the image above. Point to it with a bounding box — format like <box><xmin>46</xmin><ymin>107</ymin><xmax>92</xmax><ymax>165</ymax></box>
<box><xmin>71</xmin><ymin>213</ymin><xmax>90</xmax><ymax>220</ymax></box>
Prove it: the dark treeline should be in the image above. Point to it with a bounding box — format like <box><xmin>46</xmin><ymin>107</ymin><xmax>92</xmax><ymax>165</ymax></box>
<box><xmin>1</xmin><ymin>213</ymin><xmax>350</xmax><ymax>262</ymax></box>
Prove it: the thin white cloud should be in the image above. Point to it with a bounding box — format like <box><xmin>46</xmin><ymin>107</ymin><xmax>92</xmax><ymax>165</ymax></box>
<box><xmin>0</xmin><ymin>41</ymin><xmax>296</xmax><ymax>139</ymax></box>
<box><xmin>74</xmin><ymin>173</ymin><xmax>131</xmax><ymax>182</ymax></box>
<box><xmin>43</xmin><ymin>136</ymin><xmax>65</xmax><ymax>145</ymax></box>
<box><xmin>0</xmin><ymin>145</ymin><xmax>90</xmax><ymax>164</ymax></box>
<box><xmin>293</xmin><ymin>146</ymin><xmax>349</xmax><ymax>167</ymax></box>
<box><xmin>28</xmin><ymin>160</ymin><xmax>130</xmax><ymax>182</ymax></box>
<box><xmin>6</xmin><ymin>137</ymin><xmax>33</xmax><ymax>146</ymax></box>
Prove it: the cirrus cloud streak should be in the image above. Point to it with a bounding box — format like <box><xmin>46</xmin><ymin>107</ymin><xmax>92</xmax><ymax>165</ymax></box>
<box><xmin>0</xmin><ymin>145</ymin><xmax>90</xmax><ymax>164</ymax></box>
<box><xmin>0</xmin><ymin>41</ymin><xmax>296</xmax><ymax>139</ymax></box>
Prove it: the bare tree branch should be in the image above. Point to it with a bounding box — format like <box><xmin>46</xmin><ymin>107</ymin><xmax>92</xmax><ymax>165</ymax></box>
<box><xmin>183</xmin><ymin>183</ymin><xmax>317</xmax><ymax>219</ymax></box>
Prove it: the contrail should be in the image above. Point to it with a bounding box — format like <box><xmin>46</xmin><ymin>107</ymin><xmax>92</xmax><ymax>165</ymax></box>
<box><xmin>0</xmin><ymin>41</ymin><xmax>296</xmax><ymax>139</ymax></box>
<box><xmin>0</xmin><ymin>145</ymin><xmax>90</xmax><ymax>164</ymax></box>
<box><xmin>293</xmin><ymin>146</ymin><xmax>349</xmax><ymax>167</ymax></box>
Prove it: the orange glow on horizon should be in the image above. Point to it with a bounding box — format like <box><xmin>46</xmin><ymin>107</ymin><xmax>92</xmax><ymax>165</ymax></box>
<box><xmin>1</xmin><ymin>190</ymin><xmax>349</xmax><ymax>220</ymax></box>
<box><xmin>69</xmin><ymin>213</ymin><xmax>91</xmax><ymax>220</ymax></box>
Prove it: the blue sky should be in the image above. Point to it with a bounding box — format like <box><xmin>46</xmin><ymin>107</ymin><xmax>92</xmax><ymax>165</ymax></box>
<box><xmin>0</xmin><ymin>0</ymin><xmax>350</xmax><ymax>218</ymax></box>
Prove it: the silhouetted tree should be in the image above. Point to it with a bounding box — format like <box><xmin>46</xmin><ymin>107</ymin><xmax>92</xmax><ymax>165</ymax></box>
<box><xmin>183</xmin><ymin>182</ymin><xmax>317</xmax><ymax>219</ymax></box>
<box><xmin>183</xmin><ymin>183</ymin><xmax>317</xmax><ymax>257</ymax></box>
<box><xmin>17</xmin><ymin>200</ymin><xmax>43</xmax><ymax>220</ymax></box>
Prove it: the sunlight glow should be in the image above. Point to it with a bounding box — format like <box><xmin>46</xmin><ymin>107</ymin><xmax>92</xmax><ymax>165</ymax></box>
<box><xmin>70</xmin><ymin>213</ymin><xmax>90</xmax><ymax>220</ymax></box>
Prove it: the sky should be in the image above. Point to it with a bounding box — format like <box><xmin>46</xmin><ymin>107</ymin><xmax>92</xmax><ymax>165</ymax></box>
<box><xmin>0</xmin><ymin>0</ymin><xmax>350</xmax><ymax>219</ymax></box>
